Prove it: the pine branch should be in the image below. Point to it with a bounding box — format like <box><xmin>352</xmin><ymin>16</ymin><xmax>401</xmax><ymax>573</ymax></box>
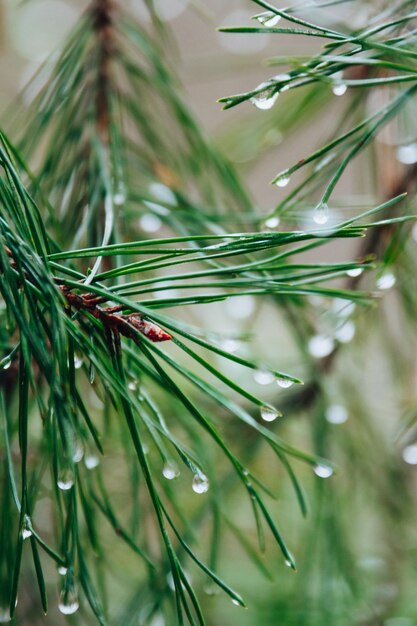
<box><xmin>2</xmin><ymin>1</ymin><xmax>416</xmax><ymax>624</ymax></box>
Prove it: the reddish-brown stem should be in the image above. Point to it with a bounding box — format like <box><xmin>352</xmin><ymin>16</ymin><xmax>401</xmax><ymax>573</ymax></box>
<box><xmin>93</xmin><ymin>0</ymin><xmax>114</xmax><ymax>146</ymax></box>
<box><xmin>62</xmin><ymin>286</ymin><xmax>172</xmax><ymax>344</ymax></box>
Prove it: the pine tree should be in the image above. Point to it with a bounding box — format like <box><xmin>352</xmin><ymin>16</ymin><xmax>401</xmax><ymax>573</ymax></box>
<box><xmin>0</xmin><ymin>1</ymin><xmax>416</xmax><ymax>625</ymax></box>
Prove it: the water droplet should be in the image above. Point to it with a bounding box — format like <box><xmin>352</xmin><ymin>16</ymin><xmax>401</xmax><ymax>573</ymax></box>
<box><xmin>58</xmin><ymin>587</ymin><xmax>79</xmax><ymax>615</ymax></box>
<box><xmin>22</xmin><ymin>515</ymin><xmax>32</xmax><ymax>540</ymax></box>
<box><xmin>203</xmin><ymin>582</ymin><xmax>219</xmax><ymax>596</ymax></box>
<box><xmin>260</xmin><ymin>405</ymin><xmax>279</xmax><ymax>422</ymax></box>
<box><xmin>225</xmin><ymin>295</ymin><xmax>255</xmax><ymax>320</ymax></box>
<box><xmin>72</xmin><ymin>440</ymin><xmax>84</xmax><ymax>463</ymax></box>
<box><xmin>313</xmin><ymin>203</ymin><xmax>329</xmax><ymax>225</ymax></box>
<box><xmin>128</xmin><ymin>379</ymin><xmax>138</xmax><ymax>391</ymax></box>
<box><xmin>113</xmin><ymin>193</ymin><xmax>126</xmax><ymax>206</ymax></box>
<box><xmin>313</xmin><ymin>463</ymin><xmax>334</xmax><ymax>478</ymax></box>
<box><xmin>275</xmin><ymin>174</ymin><xmax>290</xmax><ymax>188</ymax></box>
<box><xmin>1</xmin><ymin>356</ymin><xmax>11</xmax><ymax>370</ymax></box>
<box><xmin>308</xmin><ymin>335</ymin><xmax>334</xmax><ymax>358</ymax></box>
<box><xmin>113</xmin><ymin>184</ymin><xmax>126</xmax><ymax>206</ymax></box>
<box><xmin>402</xmin><ymin>444</ymin><xmax>417</xmax><ymax>465</ymax></box>
<box><xmin>256</xmin><ymin>11</ymin><xmax>281</xmax><ymax>26</ymax></box>
<box><xmin>57</xmin><ymin>469</ymin><xmax>74</xmax><ymax>491</ymax></box>
<box><xmin>0</xmin><ymin>607</ymin><xmax>11</xmax><ymax>623</ymax></box>
<box><xmin>84</xmin><ymin>455</ymin><xmax>99</xmax><ymax>470</ymax></box>
<box><xmin>253</xmin><ymin>369</ymin><xmax>275</xmax><ymax>385</ymax></box>
<box><xmin>139</xmin><ymin>214</ymin><xmax>162</xmax><ymax>233</ymax></box>
<box><xmin>264</xmin><ymin>216</ymin><xmax>280</xmax><ymax>229</ymax></box>
<box><xmin>347</xmin><ymin>267</ymin><xmax>363</xmax><ymax>278</ymax></box>
<box><xmin>332</xmin><ymin>298</ymin><xmax>355</xmax><ymax>317</ymax></box>
<box><xmin>58</xmin><ymin>566</ymin><xmax>68</xmax><ymax>576</ymax></box>
<box><xmin>73</xmin><ymin>353</ymin><xmax>83</xmax><ymax>369</ymax></box>
<box><xmin>285</xmin><ymin>559</ymin><xmax>292</xmax><ymax>567</ymax></box>
<box><xmin>149</xmin><ymin>182</ymin><xmax>177</xmax><ymax>206</ymax></box>
<box><xmin>315</xmin><ymin>152</ymin><xmax>336</xmax><ymax>172</ymax></box>
<box><xmin>192</xmin><ymin>473</ymin><xmax>209</xmax><ymax>494</ymax></box>
<box><xmin>376</xmin><ymin>272</ymin><xmax>396</xmax><ymax>290</ymax></box>
<box><xmin>143</xmin><ymin>200</ymin><xmax>170</xmax><ymax>216</ymax></box>
<box><xmin>335</xmin><ymin>320</ymin><xmax>355</xmax><ymax>343</ymax></box>
<box><xmin>332</xmin><ymin>82</ymin><xmax>347</xmax><ymax>96</ymax></box>
<box><xmin>166</xmin><ymin>572</ymin><xmax>176</xmax><ymax>591</ymax></box>
<box><xmin>326</xmin><ymin>404</ymin><xmax>348</xmax><ymax>424</ymax></box>
<box><xmin>276</xmin><ymin>377</ymin><xmax>294</xmax><ymax>389</ymax></box>
<box><xmin>396</xmin><ymin>143</ymin><xmax>417</xmax><ymax>164</ymax></box>
<box><xmin>162</xmin><ymin>462</ymin><xmax>180</xmax><ymax>480</ymax></box>
<box><xmin>250</xmin><ymin>82</ymin><xmax>278</xmax><ymax>110</ymax></box>
<box><xmin>231</xmin><ymin>598</ymin><xmax>241</xmax><ymax>606</ymax></box>
<box><xmin>272</xmin><ymin>73</ymin><xmax>291</xmax><ymax>84</ymax></box>
<box><xmin>220</xmin><ymin>338</ymin><xmax>241</xmax><ymax>353</ymax></box>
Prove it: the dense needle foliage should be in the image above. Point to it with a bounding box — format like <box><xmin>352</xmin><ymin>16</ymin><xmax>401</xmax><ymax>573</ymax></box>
<box><xmin>1</xmin><ymin>1</ymin><xmax>417</xmax><ymax>625</ymax></box>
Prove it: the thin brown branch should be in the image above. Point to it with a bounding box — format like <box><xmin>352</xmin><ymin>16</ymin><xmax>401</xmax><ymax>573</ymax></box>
<box><xmin>62</xmin><ymin>286</ymin><xmax>172</xmax><ymax>343</ymax></box>
<box><xmin>92</xmin><ymin>0</ymin><xmax>114</xmax><ymax>146</ymax></box>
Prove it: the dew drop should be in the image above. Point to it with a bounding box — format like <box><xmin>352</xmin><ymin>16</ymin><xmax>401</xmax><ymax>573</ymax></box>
<box><xmin>276</xmin><ymin>377</ymin><xmax>294</xmax><ymax>389</ymax></box>
<box><xmin>139</xmin><ymin>214</ymin><xmax>162</xmax><ymax>233</ymax></box>
<box><xmin>376</xmin><ymin>272</ymin><xmax>396</xmax><ymax>290</ymax></box>
<box><xmin>313</xmin><ymin>203</ymin><xmax>329</xmax><ymax>225</ymax></box>
<box><xmin>113</xmin><ymin>188</ymin><xmax>126</xmax><ymax>206</ymax></box>
<box><xmin>149</xmin><ymin>182</ymin><xmax>177</xmax><ymax>206</ymax></box>
<box><xmin>231</xmin><ymin>598</ymin><xmax>241</xmax><ymax>606</ymax></box>
<box><xmin>73</xmin><ymin>353</ymin><xmax>83</xmax><ymax>370</ymax></box>
<box><xmin>253</xmin><ymin>369</ymin><xmax>275</xmax><ymax>385</ymax></box>
<box><xmin>332</xmin><ymin>298</ymin><xmax>356</xmax><ymax>317</ymax></box>
<box><xmin>347</xmin><ymin>267</ymin><xmax>363</xmax><ymax>278</ymax></box>
<box><xmin>256</xmin><ymin>11</ymin><xmax>281</xmax><ymax>26</ymax></box>
<box><xmin>264</xmin><ymin>216</ymin><xmax>280</xmax><ymax>229</ymax></box>
<box><xmin>57</xmin><ymin>470</ymin><xmax>74</xmax><ymax>491</ymax></box>
<box><xmin>128</xmin><ymin>379</ymin><xmax>138</xmax><ymax>391</ymax></box>
<box><xmin>275</xmin><ymin>174</ymin><xmax>290</xmax><ymax>188</ymax></box>
<box><xmin>72</xmin><ymin>440</ymin><xmax>84</xmax><ymax>463</ymax></box>
<box><xmin>315</xmin><ymin>152</ymin><xmax>336</xmax><ymax>172</ymax></box>
<box><xmin>225</xmin><ymin>295</ymin><xmax>255</xmax><ymax>320</ymax></box>
<box><xmin>325</xmin><ymin>404</ymin><xmax>348</xmax><ymax>425</ymax></box>
<box><xmin>1</xmin><ymin>356</ymin><xmax>11</xmax><ymax>370</ymax></box>
<box><xmin>22</xmin><ymin>518</ymin><xmax>32</xmax><ymax>539</ymax></box>
<box><xmin>402</xmin><ymin>444</ymin><xmax>417</xmax><ymax>465</ymax></box>
<box><xmin>166</xmin><ymin>572</ymin><xmax>175</xmax><ymax>591</ymax></box>
<box><xmin>0</xmin><ymin>607</ymin><xmax>11</xmax><ymax>623</ymax></box>
<box><xmin>335</xmin><ymin>320</ymin><xmax>355</xmax><ymax>343</ymax></box>
<box><xmin>250</xmin><ymin>83</ymin><xmax>278</xmax><ymax>110</ymax></box>
<box><xmin>332</xmin><ymin>82</ymin><xmax>347</xmax><ymax>97</ymax></box>
<box><xmin>58</xmin><ymin>566</ymin><xmax>68</xmax><ymax>576</ymax></box>
<box><xmin>260</xmin><ymin>405</ymin><xmax>279</xmax><ymax>422</ymax></box>
<box><xmin>396</xmin><ymin>143</ymin><xmax>417</xmax><ymax>164</ymax></box>
<box><xmin>84</xmin><ymin>455</ymin><xmax>99</xmax><ymax>470</ymax></box>
<box><xmin>272</xmin><ymin>73</ymin><xmax>291</xmax><ymax>84</ymax></box>
<box><xmin>162</xmin><ymin>462</ymin><xmax>180</xmax><ymax>480</ymax></box>
<box><xmin>113</xmin><ymin>193</ymin><xmax>126</xmax><ymax>206</ymax></box>
<box><xmin>308</xmin><ymin>335</ymin><xmax>334</xmax><ymax>358</ymax></box>
<box><xmin>143</xmin><ymin>200</ymin><xmax>170</xmax><ymax>216</ymax></box>
<box><xmin>219</xmin><ymin>338</ymin><xmax>241</xmax><ymax>353</ymax></box>
<box><xmin>203</xmin><ymin>582</ymin><xmax>219</xmax><ymax>596</ymax></box>
<box><xmin>285</xmin><ymin>559</ymin><xmax>292</xmax><ymax>567</ymax></box>
<box><xmin>192</xmin><ymin>473</ymin><xmax>209</xmax><ymax>494</ymax></box>
<box><xmin>58</xmin><ymin>587</ymin><xmax>79</xmax><ymax>615</ymax></box>
<box><xmin>313</xmin><ymin>463</ymin><xmax>334</xmax><ymax>478</ymax></box>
